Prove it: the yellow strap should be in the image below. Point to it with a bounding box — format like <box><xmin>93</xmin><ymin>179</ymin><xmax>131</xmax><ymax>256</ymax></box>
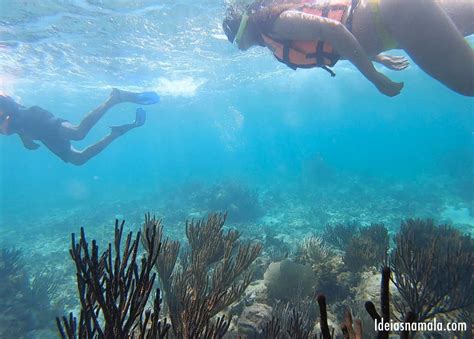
<box><xmin>368</xmin><ymin>0</ymin><xmax>397</xmax><ymax>50</ymax></box>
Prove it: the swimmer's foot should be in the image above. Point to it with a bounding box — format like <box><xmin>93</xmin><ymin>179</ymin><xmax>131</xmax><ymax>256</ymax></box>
<box><xmin>109</xmin><ymin>123</ymin><xmax>135</xmax><ymax>137</ymax></box>
<box><xmin>109</xmin><ymin>108</ymin><xmax>146</xmax><ymax>136</ymax></box>
<box><xmin>110</xmin><ymin>88</ymin><xmax>160</xmax><ymax>105</ymax></box>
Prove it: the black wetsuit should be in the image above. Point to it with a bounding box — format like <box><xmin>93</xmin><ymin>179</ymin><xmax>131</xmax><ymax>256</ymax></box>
<box><xmin>10</xmin><ymin>106</ymin><xmax>71</xmax><ymax>159</ymax></box>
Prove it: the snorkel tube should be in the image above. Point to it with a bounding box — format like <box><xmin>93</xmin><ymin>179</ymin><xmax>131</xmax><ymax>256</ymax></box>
<box><xmin>233</xmin><ymin>13</ymin><xmax>249</xmax><ymax>45</ymax></box>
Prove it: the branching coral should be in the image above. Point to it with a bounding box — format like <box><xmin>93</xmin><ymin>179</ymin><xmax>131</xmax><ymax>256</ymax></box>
<box><xmin>390</xmin><ymin>218</ymin><xmax>474</xmax><ymax>323</ymax></box>
<box><xmin>298</xmin><ymin>236</ymin><xmax>334</xmax><ymax>266</ymax></box>
<box><xmin>142</xmin><ymin>212</ymin><xmax>262</xmax><ymax>338</ymax></box>
<box><xmin>343</xmin><ymin>223</ymin><xmax>389</xmax><ymax>271</ymax></box>
<box><xmin>258</xmin><ymin>267</ymin><xmax>414</xmax><ymax>339</ymax></box>
<box><xmin>296</xmin><ymin>236</ymin><xmax>344</xmax><ymax>300</ymax></box>
<box><xmin>258</xmin><ymin>299</ymin><xmax>318</xmax><ymax>339</ymax></box>
<box><xmin>56</xmin><ymin>220</ymin><xmax>170</xmax><ymax>338</ymax></box>
<box><xmin>321</xmin><ymin>222</ymin><xmax>358</xmax><ymax>251</ymax></box>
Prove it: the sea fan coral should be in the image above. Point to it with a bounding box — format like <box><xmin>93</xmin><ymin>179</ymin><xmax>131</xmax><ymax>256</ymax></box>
<box><xmin>321</xmin><ymin>222</ymin><xmax>357</xmax><ymax>251</ymax></box>
<box><xmin>142</xmin><ymin>212</ymin><xmax>262</xmax><ymax>338</ymax></box>
<box><xmin>390</xmin><ymin>218</ymin><xmax>474</xmax><ymax>323</ymax></box>
<box><xmin>263</xmin><ymin>258</ymin><xmax>315</xmax><ymax>301</ymax></box>
<box><xmin>343</xmin><ymin>223</ymin><xmax>389</xmax><ymax>271</ymax></box>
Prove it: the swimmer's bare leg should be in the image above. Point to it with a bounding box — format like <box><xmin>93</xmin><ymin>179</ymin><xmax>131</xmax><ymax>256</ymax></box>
<box><xmin>66</xmin><ymin>125</ymin><xmax>134</xmax><ymax>165</ymax></box>
<box><xmin>59</xmin><ymin>89</ymin><xmax>123</xmax><ymax>141</ymax></box>
<box><xmin>380</xmin><ymin>0</ymin><xmax>473</xmax><ymax>96</ymax></box>
<box><xmin>62</xmin><ymin>108</ymin><xmax>146</xmax><ymax>166</ymax></box>
<box><xmin>60</xmin><ymin>89</ymin><xmax>157</xmax><ymax>141</ymax></box>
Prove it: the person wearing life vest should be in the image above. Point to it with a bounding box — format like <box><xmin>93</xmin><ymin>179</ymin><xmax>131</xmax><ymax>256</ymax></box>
<box><xmin>0</xmin><ymin>89</ymin><xmax>160</xmax><ymax>165</ymax></box>
<box><xmin>223</xmin><ymin>0</ymin><xmax>473</xmax><ymax>97</ymax></box>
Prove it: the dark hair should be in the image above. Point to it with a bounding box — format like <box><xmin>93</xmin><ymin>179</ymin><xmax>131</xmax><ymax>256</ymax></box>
<box><xmin>249</xmin><ymin>1</ymin><xmax>299</xmax><ymax>33</ymax></box>
<box><xmin>0</xmin><ymin>95</ymin><xmax>20</xmax><ymax>120</ymax></box>
<box><xmin>223</xmin><ymin>0</ymin><xmax>297</xmax><ymax>44</ymax></box>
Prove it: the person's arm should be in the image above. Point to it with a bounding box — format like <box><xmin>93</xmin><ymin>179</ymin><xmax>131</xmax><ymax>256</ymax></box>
<box><xmin>271</xmin><ymin>10</ymin><xmax>404</xmax><ymax>96</ymax></box>
<box><xmin>19</xmin><ymin>134</ymin><xmax>40</xmax><ymax>150</ymax></box>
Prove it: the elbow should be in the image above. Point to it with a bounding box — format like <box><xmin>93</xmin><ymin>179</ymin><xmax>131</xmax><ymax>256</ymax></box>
<box><xmin>331</xmin><ymin>21</ymin><xmax>346</xmax><ymax>36</ymax></box>
<box><xmin>321</xmin><ymin>20</ymin><xmax>346</xmax><ymax>42</ymax></box>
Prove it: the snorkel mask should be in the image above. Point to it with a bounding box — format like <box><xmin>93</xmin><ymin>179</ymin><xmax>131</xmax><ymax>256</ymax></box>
<box><xmin>223</xmin><ymin>3</ymin><xmax>252</xmax><ymax>46</ymax></box>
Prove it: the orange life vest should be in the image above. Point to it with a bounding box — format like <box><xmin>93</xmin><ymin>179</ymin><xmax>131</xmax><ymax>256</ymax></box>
<box><xmin>261</xmin><ymin>0</ymin><xmax>355</xmax><ymax>76</ymax></box>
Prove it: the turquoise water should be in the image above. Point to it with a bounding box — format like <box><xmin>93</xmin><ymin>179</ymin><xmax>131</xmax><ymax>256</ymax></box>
<box><xmin>0</xmin><ymin>1</ymin><xmax>473</xmax><ymax>337</ymax></box>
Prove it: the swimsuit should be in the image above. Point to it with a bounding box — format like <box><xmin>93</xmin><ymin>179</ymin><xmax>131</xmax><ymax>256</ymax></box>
<box><xmin>11</xmin><ymin>106</ymin><xmax>71</xmax><ymax>159</ymax></box>
<box><xmin>368</xmin><ymin>0</ymin><xmax>398</xmax><ymax>50</ymax></box>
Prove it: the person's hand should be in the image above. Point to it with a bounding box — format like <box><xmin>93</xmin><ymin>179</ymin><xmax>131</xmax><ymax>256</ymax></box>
<box><xmin>20</xmin><ymin>135</ymin><xmax>40</xmax><ymax>150</ymax></box>
<box><xmin>376</xmin><ymin>54</ymin><xmax>409</xmax><ymax>71</ymax></box>
<box><xmin>373</xmin><ymin>72</ymin><xmax>404</xmax><ymax>97</ymax></box>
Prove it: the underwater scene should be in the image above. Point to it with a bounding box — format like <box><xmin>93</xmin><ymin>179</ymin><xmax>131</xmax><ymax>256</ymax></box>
<box><xmin>0</xmin><ymin>0</ymin><xmax>473</xmax><ymax>338</ymax></box>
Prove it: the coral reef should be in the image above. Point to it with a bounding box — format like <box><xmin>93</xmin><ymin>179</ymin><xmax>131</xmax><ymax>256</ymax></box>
<box><xmin>343</xmin><ymin>223</ymin><xmax>389</xmax><ymax>272</ymax></box>
<box><xmin>390</xmin><ymin>218</ymin><xmax>474</xmax><ymax>323</ymax></box>
<box><xmin>56</xmin><ymin>220</ymin><xmax>170</xmax><ymax>338</ymax></box>
<box><xmin>263</xmin><ymin>226</ymin><xmax>290</xmax><ymax>262</ymax></box>
<box><xmin>0</xmin><ymin>248</ymin><xmax>60</xmax><ymax>338</ymax></box>
<box><xmin>158</xmin><ymin>181</ymin><xmax>264</xmax><ymax>223</ymax></box>
<box><xmin>272</xmin><ymin>299</ymin><xmax>318</xmax><ymax>337</ymax></box>
<box><xmin>257</xmin><ymin>267</ymin><xmax>414</xmax><ymax>339</ymax></box>
<box><xmin>321</xmin><ymin>222</ymin><xmax>357</xmax><ymax>251</ymax></box>
<box><xmin>298</xmin><ymin>236</ymin><xmax>334</xmax><ymax>266</ymax></box>
<box><xmin>206</xmin><ymin>182</ymin><xmax>264</xmax><ymax>222</ymax></box>
<box><xmin>45</xmin><ymin>212</ymin><xmax>469</xmax><ymax>339</ymax></box>
<box><xmin>237</xmin><ymin>303</ymin><xmax>273</xmax><ymax>336</ymax></box>
<box><xmin>295</xmin><ymin>236</ymin><xmax>345</xmax><ymax>300</ymax></box>
<box><xmin>263</xmin><ymin>258</ymin><xmax>315</xmax><ymax>301</ymax></box>
<box><xmin>142</xmin><ymin>212</ymin><xmax>262</xmax><ymax>338</ymax></box>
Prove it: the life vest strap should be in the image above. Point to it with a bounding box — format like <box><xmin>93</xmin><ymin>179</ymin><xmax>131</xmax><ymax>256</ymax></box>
<box><xmin>321</xmin><ymin>65</ymin><xmax>336</xmax><ymax>77</ymax></box>
<box><xmin>283</xmin><ymin>41</ymin><xmax>291</xmax><ymax>66</ymax></box>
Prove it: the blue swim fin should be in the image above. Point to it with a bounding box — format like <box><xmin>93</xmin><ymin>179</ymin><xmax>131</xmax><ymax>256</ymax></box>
<box><xmin>134</xmin><ymin>108</ymin><xmax>146</xmax><ymax>127</ymax></box>
<box><xmin>134</xmin><ymin>92</ymin><xmax>160</xmax><ymax>105</ymax></box>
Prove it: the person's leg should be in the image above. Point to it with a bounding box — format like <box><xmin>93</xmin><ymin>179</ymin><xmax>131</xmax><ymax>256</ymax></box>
<box><xmin>437</xmin><ymin>0</ymin><xmax>474</xmax><ymax>37</ymax></box>
<box><xmin>66</xmin><ymin>126</ymin><xmax>135</xmax><ymax>166</ymax></box>
<box><xmin>380</xmin><ymin>0</ymin><xmax>473</xmax><ymax>96</ymax></box>
<box><xmin>60</xmin><ymin>88</ymin><xmax>159</xmax><ymax>141</ymax></box>
<box><xmin>64</xmin><ymin>108</ymin><xmax>146</xmax><ymax>166</ymax></box>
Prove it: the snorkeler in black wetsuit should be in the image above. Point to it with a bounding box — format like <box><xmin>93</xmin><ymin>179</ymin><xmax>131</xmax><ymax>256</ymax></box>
<box><xmin>0</xmin><ymin>88</ymin><xmax>160</xmax><ymax>165</ymax></box>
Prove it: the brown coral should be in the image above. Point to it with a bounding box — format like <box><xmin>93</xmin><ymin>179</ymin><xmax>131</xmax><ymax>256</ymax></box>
<box><xmin>142</xmin><ymin>212</ymin><xmax>262</xmax><ymax>338</ymax></box>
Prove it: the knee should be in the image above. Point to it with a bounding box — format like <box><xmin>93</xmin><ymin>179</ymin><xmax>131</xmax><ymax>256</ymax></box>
<box><xmin>65</xmin><ymin>152</ymin><xmax>88</xmax><ymax>166</ymax></box>
<box><xmin>63</xmin><ymin>125</ymin><xmax>87</xmax><ymax>141</ymax></box>
<box><xmin>71</xmin><ymin>128</ymin><xmax>87</xmax><ymax>141</ymax></box>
